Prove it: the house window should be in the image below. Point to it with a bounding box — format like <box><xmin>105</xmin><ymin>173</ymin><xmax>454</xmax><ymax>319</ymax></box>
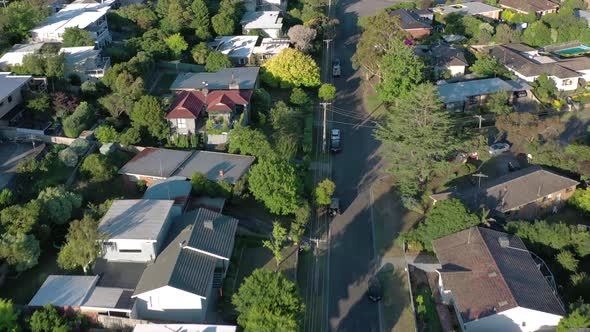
<box><xmin>177</xmin><ymin>118</ymin><xmax>187</xmax><ymax>129</ymax></box>
<box><xmin>7</xmin><ymin>96</ymin><xmax>12</xmax><ymax>103</ymax></box>
<box><xmin>563</xmin><ymin>79</ymin><xmax>573</xmax><ymax>86</ymax></box>
<box><xmin>119</xmin><ymin>249</ymin><xmax>142</xmax><ymax>253</ymax></box>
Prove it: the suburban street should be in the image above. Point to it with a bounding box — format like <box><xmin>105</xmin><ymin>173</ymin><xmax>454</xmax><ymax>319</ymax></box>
<box><xmin>328</xmin><ymin>0</ymin><xmax>399</xmax><ymax>331</ymax></box>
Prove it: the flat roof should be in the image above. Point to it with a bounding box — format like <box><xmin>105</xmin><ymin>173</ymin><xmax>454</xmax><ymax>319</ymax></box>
<box><xmin>118</xmin><ymin>148</ymin><xmax>193</xmax><ymax>178</ymax></box>
<box><xmin>173</xmin><ymin>150</ymin><xmax>256</xmax><ymax>184</ymax></box>
<box><xmin>241</xmin><ymin>11</ymin><xmax>282</xmax><ymax>29</ymax></box>
<box><xmin>29</xmin><ymin>275</ymin><xmax>99</xmax><ymax>307</ymax></box>
<box><xmin>31</xmin><ymin>0</ymin><xmax>114</xmax><ymax>36</ymax></box>
<box><xmin>0</xmin><ymin>43</ymin><xmax>46</xmax><ymax>67</ymax></box>
<box><xmin>133</xmin><ymin>324</ymin><xmax>237</xmax><ymax>332</ymax></box>
<box><xmin>81</xmin><ymin>287</ymin><xmax>135</xmax><ymax>311</ymax></box>
<box><xmin>431</xmin><ymin>1</ymin><xmax>502</xmax><ymax>16</ymax></box>
<box><xmin>211</xmin><ymin>36</ymin><xmax>258</xmax><ymax>59</ymax></box>
<box><xmin>437</xmin><ymin>78</ymin><xmax>529</xmax><ymax>104</ymax></box>
<box><xmin>170</xmin><ymin>67</ymin><xmax>260</xmax><ymax>91</ymax></box>
<box><xmin>0</xmin><ymin>73</ymin><xmax>32</xmax><ymax>100</ymax></box>
<box><xmin>98</xmin><ymin>200</ymin><xmax>174</xmax><ymax>241</ymax></box>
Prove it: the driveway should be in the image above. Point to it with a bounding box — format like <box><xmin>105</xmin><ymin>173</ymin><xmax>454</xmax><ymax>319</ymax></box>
<box><xmin>327</xmin><ymin>0</ymin><xmax>400</xmax><ymax>331</ymax></box>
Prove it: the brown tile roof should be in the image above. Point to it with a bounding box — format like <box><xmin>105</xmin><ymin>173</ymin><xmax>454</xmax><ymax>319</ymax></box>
<box><xmin>558</xmin><ymin>56</ymin><xmax>590</xmax><ymax>71</ymax></box>
<box><xmin>431</xmin><ymin>166</ymin><xmax>579</xmax><ymax>213</ymax></box>
<box><xmin>166</xmin><ymin>91</ymin><xmax>206</xmax><ymax>119</ymax></box>
<box><xmin>433</xmin><ymin>227</ymin><xmax>565</xmax><ymax>322</ymax></box>
<box><xmin>490</xmin><ymin>45</ymin><xmax>580</xmax><ymax>79</ymax></box>
<box><xmin>499</xmin><ymin>0</ymin><xmax>559</xmax><ymax>14</ymax></box>
<box><xmin>389</xmin><ymin>9</ymin><xmax>432</xmax><ymax>30</ymax></box>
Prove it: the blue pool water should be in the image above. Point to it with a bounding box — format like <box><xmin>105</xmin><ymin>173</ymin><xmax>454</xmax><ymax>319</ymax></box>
<box><xmin>555</xmin><ymin>44</ymin><xmax>590</xmax><ymax>55</ymax></box>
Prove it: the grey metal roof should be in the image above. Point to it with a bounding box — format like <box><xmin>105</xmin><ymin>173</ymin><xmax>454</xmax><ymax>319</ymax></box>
<box><xmin>93</xmin><ymin>259</ymin><xmax>147</xmax><ymax>289</ymax></box>
<box><xmin>29</xmin><ymin>275</ymin><xmax>99</xmax><ymax>306</ymax></box>
<box><xmin>184</xmin><ymin>208</ymin><xmax>239</xmax><ymax>259</ymax></box>
<box><xmin>479</xmin><ymin>227</ymin><xmax>566</xmax><ymax>317</ymax></box>
<box><xmin>132</xmin><ymin>226</ymin><xmax>217</xmax><ymax>297</ymax></box>
<box><xmin>98</xmin><ymin>200</ymin><xmax>174</xmax><ymax>240</ymax></box>
<box><xmin>170</xmin><ymin>67</ymin><xmax>260</xmax><ymax>91</ymax></box>
<box><xmin>144</xmin><ymin>176</ymin><xmax>192</xmax><ymax>203</ymax></box>
<box><xmin>173</xmin><ymin>151</ymin><xmax>256</xmax><ymax>184</ymax></box>
<box><xmin>118</xmin><ymin>148</ymin><xmax>193</xmax><ymax>178</ymax></box>
<box><xmin>0</xmin><ymin>73</ymin><xmax>32</xmax><ymax>101</ymax></box>
<box><xmin>437</xmin><ymin>78</ymin><xmax>527</xmax><ymax>104</ymax></box>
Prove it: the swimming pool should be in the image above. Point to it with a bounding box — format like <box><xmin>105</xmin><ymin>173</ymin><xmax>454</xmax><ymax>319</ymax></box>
<box><xmin>555</xmin><ymin>44</ymin><xmax>590</xmax><ymax>56</ymax></box>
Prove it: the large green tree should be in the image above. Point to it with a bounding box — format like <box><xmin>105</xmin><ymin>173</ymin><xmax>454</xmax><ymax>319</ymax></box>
<box><xmin>165</xmin><ymin>33</ymin><xmax>188</xmax><ymax>58</ymax></box>
<box><xmin>62</xmin><ymin>101</ymin><xmax>95</xmax><ymax>138</ymax></box>
<box><xmin>57</xmin><ymin>217</ymin><xmax>103</xmax><ymax>274</ymax></box>
<box><xmin>400</xmin><ymin>199</ymin><xmax>480</xmax><ymax>251</ymax></box>
<box><xmin>522</xmin><ymin>21</ymin><xmax>553</xmax><ymax>47</ymax></box>
<box><xmin>61</xmin><ymin>27</ymin><xmax>95</xmax><ymax>47</ymax></box>
<box><xmin>249</xmin><ymin>160</ymin><xmax>302</xmax><ymax>215</ymax></box>
<box><xmin>315</xmin><ymin>179</ymin><xmax>335</xmax><ymax>205</ymax></box>
<box><xmin>261</xmin><ymin>48</ymin><xmax>320</xmax><ymax>88</ymax></box>
<box><xmin>376</xmin><ymin>39</ymin><xmax>424</xmax><ymax>102</ymax></box>
<box><xmin>80</xmin><ymin>154</ymin><xmax>117</xmax><ymax>183</ymax></box>
<box><xmin>558</xmin><ymin>301</ymin><xmax>590</xmax><ymax>331</ymax></box>
<box><xmin>229</xmin><ymin>126</ymin><xmax>275</xmax><ymax>159</ymax></box>
<box><xmin>263</xmin><ymin>222</ymin><xmax>288</xmax><ymax>267</ymax></box>
<box><xmin>0</xmin><ymin>299</ymin><xmax>19</xmax><ymax>332</ymax></box>
<box><xmin>0</xmin><ymin>233</ymin><xmax>40</xmax><ymax>272</ymax></box>
<box><xmin>0</xmin><ymin>1</ymin><xmax>48</xmax><ymax>45</ymax></box>
<box><xmin>232</xmin><ymin>269</ymin><xmax>305</xmax><ymax>331</ymax></box>
<box><xmin>470</xmin><ymin>55</ymin><xmax>511</xmax><ymax>79</ymax></box>
<box><xmin>0</xmin><ymin>201</ymin><xmax>40</xmax><ymax>235</ymax></box>
<box><xmin>205</xmin><ymin>51</ymin><xmax>232</xmax><ymax>72</ymax></box>
<box><xmin>352</xmin><ymin>11</ymin><xmax>407</xmax><ymax>80</ymax></box>
<box><xmin>130</xmin><ymin>96</ymin><xmax>170</xmax><ymax>140</ymax></box>
<box><xmin>375</xmin><ymin>83</ymin><xmax>454</xmax><ymax>197</ymax></box>
<box><xmin>37</xmin><ymin>186</ymin><xmax>82</xmax><ymax>225</ymax></box>
<box><xmin>190</xmin><ymin>0</ymin><xmax>211</xmax><ymax>39</ymax></box>
<box><xmin>506</xmin><ymin>220</ymin><xmax>590</xmax><ymax>257</ymax></box>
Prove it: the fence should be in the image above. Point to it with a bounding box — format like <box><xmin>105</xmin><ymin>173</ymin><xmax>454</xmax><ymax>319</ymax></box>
<box><xmin>0</xmin><ymin>126</ymin><xmax>76</xmax><ymax>145</ymax></box>
<box><xmin>157</xmin><ymin>61</ymin><xmax>205</xmax><ymax>73</ymax></box>
<box><xmin>97</xmin><ymin>315</ymin><xmax>149</xmax><ymax>329</ymax></box>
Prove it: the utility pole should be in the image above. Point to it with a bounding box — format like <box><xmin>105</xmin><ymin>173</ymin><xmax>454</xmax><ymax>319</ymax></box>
<box><xmin>320</xmin><ymin>102</ymin><xmax>331</xmax><ymax>152</ymax></box>
<box><xmin>473</xmin><ymin>115</ymin><xmax>484</xmax><ymax>129</ymax></box>
<box><xmin>472</xmin><ymin>172</ymin><xmax>488</xmax><ymax>207</ymax></box>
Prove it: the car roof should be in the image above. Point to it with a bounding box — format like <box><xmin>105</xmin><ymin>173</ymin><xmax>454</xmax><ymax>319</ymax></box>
<box><xmin>331</xmin><ymin>128</ymin><xmax>340</xmax><ymax>133</ymax></box>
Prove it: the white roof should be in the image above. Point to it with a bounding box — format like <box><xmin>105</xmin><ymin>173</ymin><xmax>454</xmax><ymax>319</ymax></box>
<box><xmin>0</xmin><ymin>72</ymin><xmax>32</xmax><ymax>100</ymax></box>
<box><xmin>133</xmin><ymin>324</ymin><xmax>237</xmax><ymax>332</ymax></box>
<box><xmin>0</xmin><ymin>43</ymin><xmax>46</xmax><ymax>67</ymax></box>
<box><xmin>211</xmin><ymin>36</ymin><xmax>258</xmax><ymax>59</ymax></box>
<box><xmin>29</xmin><ymin>275</ymin><xmax>99</xmax><ymax>307</ymax></box>
<box><xmin>31</xmin><ymin>0</ymin><xmax>114</xmax><ymax>36</ymax></box>
<box><xmin>241</xmin><ymin>11</ymin><xmax>283</xmax><ymax>29</ymax></box>
<box><xmin>98</xmin><ymin>199</ymin><xmax>174</xmax><ymax>241</ymax></box>
<box><xmin>253</xmin><ymin>38</ymin><xmax>290</xmax><ymax>55</ymax></box>
<box><xmin>60</xmin><ymin>46</ymin><xmax>101</xmax><ymax>69</ymax></box>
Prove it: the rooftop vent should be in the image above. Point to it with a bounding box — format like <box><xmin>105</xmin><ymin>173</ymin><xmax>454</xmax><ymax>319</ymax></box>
<box><xmin>498</xmin><ymin>300</ymin><xmax>508</xmax><ymax>307</ymax></box>
<box><xmin>488</xmin><ymin>271</ymin><xmax>497</xmax><ymax>278</ymax></box>
<box><xmin>204</xmin><ymin>219</ymin><xmax>214</xmax><ymax>230</ymax></box>
<box><xmin>498</xmin><ymin>236</ymin><xmax>510</xmax><ymax>248</ymax></box>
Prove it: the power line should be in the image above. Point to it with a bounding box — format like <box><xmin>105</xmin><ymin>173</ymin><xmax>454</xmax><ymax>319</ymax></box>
<box><xmin>331</xmin><ymin>108</ymin><xmax>375</xmax><ymax>122</ymax></box>
<box><xmin>328</xmin><ymin>119</ymin><xmax>377</xmax><ymax>129</ymax></box>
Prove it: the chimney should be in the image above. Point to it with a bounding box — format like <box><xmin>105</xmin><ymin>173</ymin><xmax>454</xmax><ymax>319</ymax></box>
<box><xmin>202</xmin><ymin>81</ymin><xmax>209</xmax><ymax>96</ymax></box>
<box><xmin>204</xmin><ymin>219</ymin><xmax>214</xmax><ymax>230</ymax></box>
<box><xmin>219</xmin><ymin>169</ymin><xmax>225</xmax><ymax>177</ymax></box>
<box><xmin>229</xmin><ymin>74</ymin><xmax>239</xmax><ymax>90</ymax></box>
<box><xmin>498</xmin><ymin>236</ymin><xmax>510</xmax><ymax>248</ymax></box>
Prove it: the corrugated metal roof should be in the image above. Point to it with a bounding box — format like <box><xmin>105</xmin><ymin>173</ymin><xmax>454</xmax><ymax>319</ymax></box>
<box><xmin>29</xmin><ymin>275</ymin><xmax>99</xmax><ymax>307</ymax></box>
<box><xmin>144</xmin><ymin>176</ymin><xmax>192</xmax><ymax>203</ymax></box>
<box><xmin>170</xmin><ymin>67</ymin><xmax>260</xmax><ymax>91</ymax></box>
<box><xmin>186</xmin><ymin>208</ymin><xmax>239</xmax><ymax>259</ymax></box>
<box><xmin>437</xmin><ymin>78</ymin><xmax>524</xmax><ymax>104</ymax></box>
<box><xmin>173</xmin><ymin>150</ymin><xmax>256</xmax><ymax>184</ymax></box>
<box><xmin>118</xmin><ymin>148</ymin><xmax>193</xmax><ymax>178</ymax></box>
<box><xmin>98</xmin><ymin>200</ymin><xmax>174</xmax><ymax>240</ymax></box>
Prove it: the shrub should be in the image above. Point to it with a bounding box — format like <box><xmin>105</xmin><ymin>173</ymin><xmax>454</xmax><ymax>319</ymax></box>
<box><xmin>62</xmin><ymin>102</ymin><xmax>95</xmax><ymax>138</ymax></box>
<box><xmin>94</xmin><ymin>124</ymin><xmax>120</xmax><ymax>143</ymax></box>
<box><xmin>58</xmin><ymin>148</ymin><xmax>78</xmax><ymax>167</ymax></box>
<box><xmin>80</xmin><ymin>154</ymin><xmax>117</xmax><ymax>183</ymax></box>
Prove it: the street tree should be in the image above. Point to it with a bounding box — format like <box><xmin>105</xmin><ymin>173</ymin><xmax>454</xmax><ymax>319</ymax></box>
<box><xmin>375</xmin><ymin>83</ymin><xmax>454</xmax><ymax>197</ymax></box>
<box><xmin>287</xmin><ymin>25</ymin><xmax>317</xmax><ymax>52</ymax></box>
<box><xmin>165</xmin><ymin>33</ymin><xmax>188</xmax><ymax>58</ymax></box>
<box><xmin>130</xmin><ymin>96</ymin><xmax>170</xmax><ymax>140</ymax></box>
<box><xmin>318</xmin><ymin>83</ymin><xmax>336</xmax><ymax>101</ymax></box>
<box><xmin>61</xmin><ymin>27</ymin><xmax>95</xmax><ymax>47</ymax></box>
<box><xmin>0</xmin><ymin>201</ymin><xmax>40</xmax><ymax>235</ymax></box>
<box><xmin>400</xmin><ymin>199</ymin><xmax>480</xmax><ymax>251</ymax></box>
<box><xmin>249</xmin><ymin>159</ymin><xmax>302</xmax><ymax>215</ymax></box>
<box><xmin>261</xmin><ymin>48</ymin><xmax>321</xmax><ymax>88</ymax></box>
<box><xmin>352</xmin><ymin>11</ymin><xmax>407</xmax><ymax>80</ymax></box>
<box><xmin>315</xmin><ymin>178</ymin><xmax>335</xmax><ymax>205</ymax></box>
<box><xmin>232</xmin><ymin>269</ymin><xmax>305</xmax><ymax>331</ymax></box>
<box><xmin>263</xmin><ymin>221</ymin><xmax>288</xmax><ymax>267</ymax></box>
<box><xmin>0</xmin><ymin>299</ymin><xmax>19</xmax><ymax>332</ymax></box>
<box><xmin>37</xmin><ymin>186</ymin><xmax>82</xmax><ymax>225</ymax></box>
<box><xmin>57</xmin><ymin>216</ymin><xmax>103</xmax><ymax>274</ymax></box>
<box><xmin>290</xmin><ymin>201</ymin><xmax>311</xmax><ymax>243</ymax></box>
<box><xmin>190</xmin><ymin>0</ymin><xmax>211</xmax><ymax>39</ymax></box>
<box><xmin>377</xmin><ymin>39</ymin><xmax>424</xmax><ymax>102</ymax></box>
<box><xmin>205</xmin><ymin>51</ymin><xmax>232</xmax><ymax>72</ymax></box>
<box><xmin>0</xmin><ymin>233</ymin><xmax>40</xmax><ymax>272</ymax></box>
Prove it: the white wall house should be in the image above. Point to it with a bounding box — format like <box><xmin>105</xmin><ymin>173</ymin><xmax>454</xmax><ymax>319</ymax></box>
<box><xmin>60</xmin><ymin>46</ymin><xmax>111</xmax><ymax>81</ymax></box>
<box><xmin>208</xmin><ymin>36</ymin><xmax>258</xmax><ymax>65</ymax></box>
<box><xmin>0</xmin><ymin>73</ymin><xmax>32</xmax><ymax>119</ymax></box>
<box><xmin>30</xmin><ymin>0</ymin><xmax>114</xmax><ymax>47</ymax></box>
<box><xmin>0</xmin><ymin>43</ymin><xmax>46</xmax><ymax>68</ymax></box>
<box><xmin>243</xmin><ymin>0</ymin><xmax>287</xmax><ymax>11</ymax></box>
<box><xmin>132</xmin><ymin>208</ymin><xmax>239</xmax><ymax>323</ymax></box>
<box><xmin>98</xmin><ymin>200</ymin><xmax>176</xmax><ymax>263</ymax></box>
<box><xmin>240</xmin><ymin>11</ymin><xmax>283</xmax><ymax>38</ymax></box>
<box><xmin>461</xmin><ymin>306</ymin><xmax>564</xmax><ymax>332</ymax></box>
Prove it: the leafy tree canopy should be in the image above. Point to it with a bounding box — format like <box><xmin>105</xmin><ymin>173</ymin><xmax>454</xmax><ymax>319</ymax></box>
<box><xmin>261</xmin><ymin>49</ymin><xmax>321</xmax><ymax>88</ymax></box>
<box><xmin>0</xmin><ymin>201</ymin><xmax>40</xmax><ymax>235</ymax></box>
<box><xmin>130</xmin><ymin>96</ymin><xmax>169</xmax><ymax>140</ymax></box>
<box><xmin>0</xmin><ymin>233</ymin><xmax>40</xmax><ymax>272</ymax></box>
<box><xmin>57</xmin><ymin>216</ymin><xmax>103</xmax><ymax>273</ymax></box>
<box><xmin>61</xmin><ymin>27</ymin><xmax>95</xmax><ymax>47</ymax></box>
<box><xmin>376</xmin><ymin>39</ymin><xmax>424</xmax><ymax>102</ymax></box>
<box><xmin>37</xmin><ymin>186</ymin><xmax>82</xmax><ymax>225</ymax></box>
<box><xmin>229</xmin><ymin>126</ymin><xmax>275</xmax><ymax>160</ymax></box>
<box><xmin>558</xmin><ymin>301</ymin><xmax>590</xmax><ymax>332</ymax></box>
<box><xmin>80</xmin><ymin>154</ymin><xmax>117</xmax><ymax>183</ymax></box>
<box><xmin>318</xmin><ymin>83</ymin><xmax>336</xmax><ymax>101</ymax></box>
<box><xmin>165</xmin><ymin>33</ymin><xmax>188</xmax><ymax>58</ymax></box>
<box><xmin>507</xmin><ymin>220</ymin><xmax>590</xmax><ymax>257</ymax></box>
<box><xmin>315</xmin><ymin>179</ymin><xmax>335</xmax><ymax>205</ymax></box>
<box><xmin>0</xmin><ymin>298</ymin><xmax>19</xmax><ymax>332</ymax></box>
<box><xmin>205</xmin><ymin>51</ymin><xmax>232</xmax><ymax>72</ymax></box>
<box><xmin>29</xmin><ymin>304</ymin><xmax>68</xmax><ymax>332</ymax></box>
<box><xmin>249</xmin><ymin>159</ymin><xmax>302</xmax><ymax>215</ymax></box>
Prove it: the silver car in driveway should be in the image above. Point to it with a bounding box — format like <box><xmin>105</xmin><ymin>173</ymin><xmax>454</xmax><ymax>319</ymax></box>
<box><xmin>489</xmin><ymin>142</ymin><xmax>510</xmax><ymax>155</ymax></box>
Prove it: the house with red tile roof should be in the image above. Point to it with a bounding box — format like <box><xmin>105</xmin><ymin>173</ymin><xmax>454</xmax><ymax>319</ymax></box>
<box><xmin>166</xmin><ymin>89</ymin><xmax>253</xmax><ymax>135</ymax></box>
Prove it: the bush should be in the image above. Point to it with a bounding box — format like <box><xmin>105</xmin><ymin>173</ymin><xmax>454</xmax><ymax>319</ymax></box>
<box><xmin>58</xmin><ymin>148</ymin><xmax>78</xmax><ymax>167</ymax></box>
<box><xmin>63</xmin><ymin>102</ymin><xmax>95</xmax><ymax>138</ymax></box>
<box><xmin>94</xmin><ymin>124</ymin><xmax>120</xmax><ymax>143</ymax></box>
<box><xmin>80</xmin><ymin>154</ymin><xmax>117</xmax><ymax>183</ymax></box>
<box><xmin>290</xmin><ymin>88</ymin><xmax>310</xmax><ymax>106</ymax></box>
<box><xmin>119</xmin><ymin>127</ymin><xmax>141</xmax><ymax>146</ymax></box>
<box><xmin>570</xmin><ymin>188</ymin><xmax>590</xmax><ymax>214</ymax></box>
<box><xmin>68</xmin><ymin>138</ymin><xmax>91</xmax><ymax>156</ymax></box>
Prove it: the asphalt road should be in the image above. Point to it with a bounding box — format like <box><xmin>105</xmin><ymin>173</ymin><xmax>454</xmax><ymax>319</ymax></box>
<box><xmin>328</xmin><ymin>0</ymin><xmax>396</xmax><ymax>331</ymax></box>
